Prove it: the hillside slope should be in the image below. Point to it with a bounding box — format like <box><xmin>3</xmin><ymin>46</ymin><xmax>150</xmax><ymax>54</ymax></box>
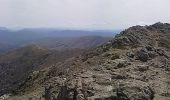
<box><xmin>0</xmin><ymin>45</ymin><xmax>86</xmax><ymax>96</ymax></box>
<box><xmin>1</xmin><ymin>22</ymin><xmax>170</xmax><ymax>100</ymax></box>
<box><xmin>31</xmin><ymin>36</ymin><xmax>111</xmax><ymax>50</ymax></box>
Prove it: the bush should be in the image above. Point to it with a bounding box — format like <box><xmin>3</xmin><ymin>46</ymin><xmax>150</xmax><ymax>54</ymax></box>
<box><xmin>111</xmin><ymin>53</ymin><xmax>120</xmax><ymax>60</ymax></box>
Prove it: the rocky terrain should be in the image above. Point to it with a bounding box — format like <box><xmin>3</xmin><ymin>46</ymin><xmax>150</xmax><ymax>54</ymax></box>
<box><xmin>0</xmin><ymin>35</ymin><xmax>112</xmax><ymax>97</ymax></box>
<box><xmin>0</xmin><ymin>45</ymin><xmax>86</xmax><ymax>97</ymax></box>
<box><xmin>1</xmin><ymin>22</ymin><xmax>170</xmax><ymax>100</ymax></box>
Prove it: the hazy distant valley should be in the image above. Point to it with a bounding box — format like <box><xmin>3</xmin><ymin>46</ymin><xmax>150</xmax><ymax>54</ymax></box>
<box><xmin>0</xmin><ymin>28</ymin><xmax>118</xmax><ymax>52</ymax></box>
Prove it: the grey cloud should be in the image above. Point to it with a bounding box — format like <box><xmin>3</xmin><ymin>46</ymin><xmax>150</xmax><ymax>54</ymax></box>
<box><xmin>0</xmin><ymin>0</ymin><xmax>170</xmax><ymax>29</ymax></box>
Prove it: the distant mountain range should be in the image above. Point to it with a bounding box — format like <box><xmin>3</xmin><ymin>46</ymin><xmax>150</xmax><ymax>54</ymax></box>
<box><xmin>0</xmin><ymin>28</ymin><xmax>120</xmax><ymax>52</ymax></box>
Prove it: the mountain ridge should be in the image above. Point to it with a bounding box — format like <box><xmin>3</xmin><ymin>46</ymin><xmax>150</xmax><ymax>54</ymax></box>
<box><xmin>1</xmin><ymin>22</ymin><xmax>170</xmax><ymax>100</ymax></box>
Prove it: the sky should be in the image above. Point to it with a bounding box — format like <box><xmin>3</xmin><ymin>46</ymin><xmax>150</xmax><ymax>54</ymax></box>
<box><xmin>0</xmin><ymin>0</ymin><xmax>170</xmax><ymax>30</ymax></box>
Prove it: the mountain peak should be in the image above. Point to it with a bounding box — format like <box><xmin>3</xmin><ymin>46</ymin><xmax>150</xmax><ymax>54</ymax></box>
<box><xmin>110</xmin><ymin>22</ymin><xmax>170</xmax><ymax>49</ymax></box>
<box><xmin>150</xmin><ymin>22</ymin><xmax>170</xmax><ymax>29</ymax></box>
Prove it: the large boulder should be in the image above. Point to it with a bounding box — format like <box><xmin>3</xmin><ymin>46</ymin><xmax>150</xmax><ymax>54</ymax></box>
<box><xmin>136</xmin><ymin>48</ymin><xmax>149</xmax><ymax>62</ymax></box>
<box><xmin>117</xmin><ymin>82</ymin><xmax>154</xmax><ymax>100</ymax></box>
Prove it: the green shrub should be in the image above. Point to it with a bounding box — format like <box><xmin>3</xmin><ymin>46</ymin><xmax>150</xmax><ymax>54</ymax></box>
<box><xmin>111</xmin><ymin>53</ymin><xmax>120</xmax><ymax>60</ymax></box>
<box><xmin>117</xmin><ymin>63</ymin><xmax>126</xmax><ymax>68</ymax></box>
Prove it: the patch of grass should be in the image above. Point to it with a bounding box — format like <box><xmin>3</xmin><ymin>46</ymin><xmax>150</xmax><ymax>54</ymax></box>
<box><xmin>111</xmin><ymin>53</ymin><xmax>120</xmax><ymax>60</ymax></box>
<box><xmin>102</xmin><ymin>46</ymin><xmax>110</xmax><ymax>52</ymax></box>
<box><xmin>159</xmin><ymin>40</ymin><xmax>170</xmax><ymax>49</ymax></box>
<box><xmin>117</xmin><ymin>63</ymin><xmax>126</xmax><ymax>68</ymax></box>
<box><xmin>130</xmin><ymin>44</ymin><xmax>141</xmax><ymax>49</ymax></box>
<box><xmin>118</xmin><ymin>46</ymin><xmax>128</xmax><ymax>49</ymax></box>
<box><xmin>160</xmin><ymin>93</ymin><xmax>170</xmax><ymax>97</ymax></box>
<box><xmin>97</xmin><ymin>81</ymin><xmax>112</xmax><ymax>86</ymax></box>
<box><xmin>105</xmin><ymin>65</ymin><xmax>112</xmax><ymax>70</ymax></box>
<box><xmin>103</xmin><ymin>53</ymin><xmax>111</xmax><ymax>57</ymax></box>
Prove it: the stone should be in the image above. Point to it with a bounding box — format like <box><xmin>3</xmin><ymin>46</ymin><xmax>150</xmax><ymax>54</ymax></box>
<box><xmin>145</xmin><ymin>46</ymin><xmax>154</xmax><ymax>51</ymax></box>
<box><xmin>148</xmin><ymin>51</ymin><xmax>157</xmax><ymax>58</ymax></box>
<box><xmin>114</xmin><ymin>59</ymin><xmax>128</xmax><ymax>68</ymax></box>
<box><xmin>117</xmin><ymin>84</ymin><xmax>154</xmax><ymax>100</ymax></box>
<box><xmin>111</xmin><ymin>73</ymin><xmax>127</xmax><ymax>80</ymax></box>
<box><xmin>127</xmin><ymin>51</ymin><xmax>135</xmax><ymax>58</ymax></box>
<box><xmin>136</xmin><ymin>48</ymin><xmax>149</xmax><ymax>62</ymax></box>
<box><xmin>0</xmin><ymin>94</ymin><xmax>11</xmax><ymax>100</ymax></box>
<box><xmin>136</xmin><ymin>65</ymin><xmax>149</xmax><ymax>72</ymax></box>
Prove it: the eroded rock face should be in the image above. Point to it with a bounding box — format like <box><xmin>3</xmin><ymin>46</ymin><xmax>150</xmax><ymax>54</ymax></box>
<box><xmin>43</xmin><ymin>77</ymin><xmax>67</xmax><ymax>100</ymax></box>
<box><xmin>15</xmin><ymin>46</ymin><xmax>169</xmax><ymax>100</ymax></box>
<box><xmin>43</xmin><ymin>70</ymin><xmax>155</xmax><ymax>100</ymax></box>
<box><xmin>117</xmin><ymin>82</ymin><xmax>154</xmax><ymax>100</ymax></box>
<box><xmin>129</xmin><ymin>46</ymin><xmax>170</xmax><ymax>63</ymax></box>
<box><xmin>136</xmin><ymin>48</ymin><xmax>149</xmax><ymax>62</ymax></box>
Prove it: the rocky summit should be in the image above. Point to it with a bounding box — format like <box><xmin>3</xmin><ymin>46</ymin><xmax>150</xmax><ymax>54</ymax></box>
<box><xmin>1</xmin><ymin>22</ymin><xmax>170</xmax><ymax>100</ymax></box>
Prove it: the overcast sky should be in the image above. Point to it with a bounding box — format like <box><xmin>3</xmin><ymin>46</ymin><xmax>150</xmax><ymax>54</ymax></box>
<box><xmin>0</xmin><ymin>0</ymin><xmax>170</xmax><ymax>29</ymax></box>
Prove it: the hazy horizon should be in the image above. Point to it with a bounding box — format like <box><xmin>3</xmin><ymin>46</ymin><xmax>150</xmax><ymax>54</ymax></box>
<box><xmin>0</xmin><ymin>0</ymin><xmax>170</xmax><ymax>30</ymax></box>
